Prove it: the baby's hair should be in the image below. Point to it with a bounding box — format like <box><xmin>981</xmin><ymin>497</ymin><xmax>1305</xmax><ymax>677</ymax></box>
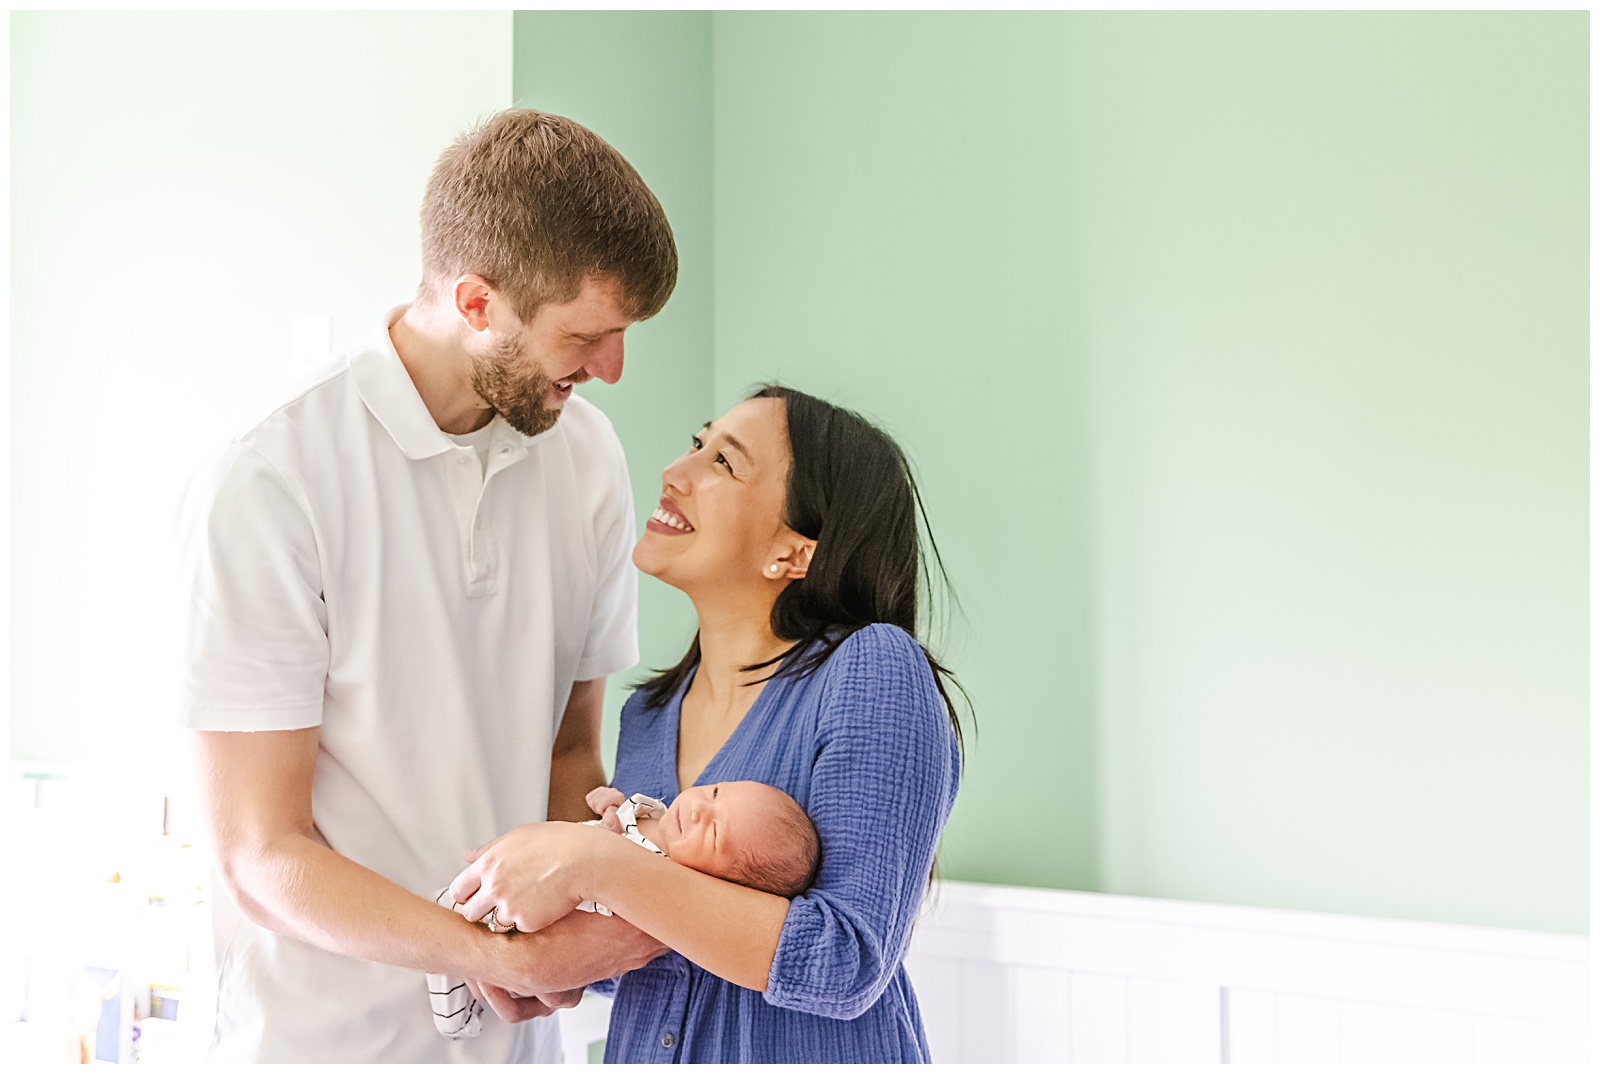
<box><xmin>724</xmin><ymin>793</ymin><xmax>820</xmax><ymax>899</ymax></box>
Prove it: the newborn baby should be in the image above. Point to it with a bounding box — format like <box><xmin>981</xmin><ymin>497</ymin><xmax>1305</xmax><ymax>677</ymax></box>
<box><xmin>428</xmin><ymin>781</ymin><xmax>819</xmax><ymax>1039</ymax></box>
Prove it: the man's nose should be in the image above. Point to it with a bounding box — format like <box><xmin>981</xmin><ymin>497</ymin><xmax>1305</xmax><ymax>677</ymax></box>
<box><xmin>585</xmin><ymin>334</ymin><xmax>624</xmax><ymax>385</ymax></box>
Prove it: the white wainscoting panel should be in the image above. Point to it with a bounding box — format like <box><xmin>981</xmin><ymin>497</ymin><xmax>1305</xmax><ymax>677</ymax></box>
<box><xmin>901</xmin><ymin>880</ymin><xmax>1590</xmax><ymax>1064</ymax></box>
<box><xmin>1127</xmin><ymin>976</ymin><xmax>1222</xmax><ymax>1062</ymax></box>
<box><xmin>1403</xmin><ymin>1006</ymin><xmax>1476</xmax><ymax>1065</ymax></box>
<box><xmin>1067</xmin><ymin>971</ymin><xmax>1127</xmax><ymax>1062</ymax></box>
<box><xmin>1011</xmin><ymin>964</ymin><xmax>1073</xmax><ymax>1062</ymax></box>
<box><xmin>557</xmin><ymin>880</ymin><xmax>1589</xmax><ymax>1064</ymax></box>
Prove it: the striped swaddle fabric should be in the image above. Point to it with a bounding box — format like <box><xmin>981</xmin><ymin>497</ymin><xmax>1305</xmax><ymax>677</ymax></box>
<box><xmin>577</xmin><ymin>793</ymin><xmax>667</xmax><ymax>916</ymax></box>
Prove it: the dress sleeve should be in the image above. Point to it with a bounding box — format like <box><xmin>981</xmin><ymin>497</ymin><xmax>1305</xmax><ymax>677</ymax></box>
<box><xmin>763</xmin><ymin>625</ymin><xmax>960</xmax><ymax>1019</ymax></box>
<box><xmin>586</xmin><ymin>977</ymin><xmax>619</xmax><ymax>999</ymax></box>
<box><xmin>176</xmin><ymin>442</ymin><xmax>330</xmax><ymax>730</ymax></box>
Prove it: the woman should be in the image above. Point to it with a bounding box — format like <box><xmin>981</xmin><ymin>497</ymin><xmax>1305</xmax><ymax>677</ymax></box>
<box><xmin>451</xmin><ymin>385</ymin><xmax>966</xmax><ymax>1062</ymax></box>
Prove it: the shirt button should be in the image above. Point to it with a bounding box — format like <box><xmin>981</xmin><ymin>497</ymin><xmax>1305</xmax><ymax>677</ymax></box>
<box><xmin>457</xmin><ymin>454</ymin><xmax>470</xmax><ymax>465</ymax></box>
<box><xmin>661</xmin><ymin>1033</ymin><xmax>674</xmax><ymax>1048</ymax></box>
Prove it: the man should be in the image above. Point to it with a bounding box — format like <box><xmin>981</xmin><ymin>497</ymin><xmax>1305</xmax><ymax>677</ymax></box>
<box><xmin>177</xmin><ymin>110</ymin><xmax>676</xmax><ymax>1062</ymax></box>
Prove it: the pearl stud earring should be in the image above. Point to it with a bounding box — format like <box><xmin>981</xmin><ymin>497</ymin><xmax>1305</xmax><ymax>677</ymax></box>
<box><xmin>769</xmin><ymin>564</ymin><xmax>780</xmax><ymax>574</ymax></box>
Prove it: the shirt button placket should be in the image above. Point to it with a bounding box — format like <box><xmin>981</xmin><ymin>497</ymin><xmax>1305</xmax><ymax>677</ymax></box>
<box><xmin>657</xmin><ymin>959</ymin><xmax>688</xmax><ymax>1059</ymax></box>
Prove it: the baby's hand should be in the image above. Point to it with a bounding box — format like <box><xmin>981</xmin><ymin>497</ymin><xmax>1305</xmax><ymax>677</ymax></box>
<box><xmin>585</xmin><ymin>786</ymin><xmax>626</xmax><ymax>833</ymax></box>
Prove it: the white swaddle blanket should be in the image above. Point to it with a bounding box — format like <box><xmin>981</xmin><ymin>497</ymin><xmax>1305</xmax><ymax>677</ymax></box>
<box><xmin>426</xmin><ymin>794</ymin><xmax>669</xmax><ymax>1040</ymax></box>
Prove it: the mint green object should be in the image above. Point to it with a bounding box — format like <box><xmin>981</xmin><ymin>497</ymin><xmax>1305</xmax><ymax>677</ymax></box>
<box><xmin>517</xmin><ymin>11</ymin><xmax>1587</xmax><ymax>934</ymax></box>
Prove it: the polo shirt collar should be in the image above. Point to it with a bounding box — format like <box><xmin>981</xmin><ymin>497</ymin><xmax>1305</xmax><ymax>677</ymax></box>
<box><xmin>350</xmin><ymin>306</ymin><xmax>453</xmax><ymax>460</ymax></box>
<box><xmin>350</xmin><ymin>305</ymin><xmax>543</xmax><ymax>464</ymax></box>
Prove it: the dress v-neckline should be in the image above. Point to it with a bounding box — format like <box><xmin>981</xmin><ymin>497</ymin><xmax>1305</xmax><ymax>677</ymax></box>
<box><xmin>667</xmin><ymin>663</ymin><xmax>775</xmax><ymax>796</ymax></box>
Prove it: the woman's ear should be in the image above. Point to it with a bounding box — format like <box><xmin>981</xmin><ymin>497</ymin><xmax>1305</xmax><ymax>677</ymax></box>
<box><xmin>766</xmin><ymin>537</ymin><xmax>816</xmax><ymax>581</ymax></box>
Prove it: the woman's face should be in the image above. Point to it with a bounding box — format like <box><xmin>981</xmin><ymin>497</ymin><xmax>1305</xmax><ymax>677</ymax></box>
<box><xmin>633</xmin><ymin>397</ymin><xmax>800</xmax><ymax>597</ymax></box>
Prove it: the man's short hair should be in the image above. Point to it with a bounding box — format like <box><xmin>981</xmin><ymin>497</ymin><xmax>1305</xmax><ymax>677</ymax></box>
<box><xmin>419</xmin><ymin>108</ymin><xmax>677</xmax><ymax>324</ymax></box>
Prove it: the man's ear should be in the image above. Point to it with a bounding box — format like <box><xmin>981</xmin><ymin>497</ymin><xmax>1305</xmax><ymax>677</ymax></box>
<box><xmin>453</xmin><ymin>275</ymin><xmax>494</xmax><ymax>333</ymax></box>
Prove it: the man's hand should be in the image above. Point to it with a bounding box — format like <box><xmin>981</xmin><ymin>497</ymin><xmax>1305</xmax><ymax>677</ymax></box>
<box><xmin>463</xmin><ymin>981</ymin><xmax>584</xmax><ymax>1024</ymax></box>
<box><xmin>484</xmin><ymin>910</ymin><xmax>668</xmax><ymax>996</ymax></box>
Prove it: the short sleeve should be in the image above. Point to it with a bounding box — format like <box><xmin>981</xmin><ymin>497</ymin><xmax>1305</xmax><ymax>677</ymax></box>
<box><xmin>764</xmin><ymin>625</ymin><xmax>960</xmax><ymax>1019</ymax></box>
<box><xmin>176</xmin><ymin>442</ymin><xmax>329</xmax><ymax>730</ymax></box>
<box><xmin>574</xmin><ymin>425</ymin><xmax>639</xmax><ymax>681</ymax></box>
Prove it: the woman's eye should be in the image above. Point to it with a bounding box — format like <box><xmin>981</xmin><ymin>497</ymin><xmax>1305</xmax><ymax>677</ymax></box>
<box><xmin>690</xmin><ymin>435</ymin><xmax>703</xmax><ymax>450</ymax></box>
<box><xmin>715</xmin><ymin>452</ymin><xmax>734</xmax><ymax>474</ymax></box>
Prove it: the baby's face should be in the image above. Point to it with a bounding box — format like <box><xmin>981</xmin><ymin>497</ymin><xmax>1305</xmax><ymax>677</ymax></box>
<box><xmin>656</xmin><ymin>780</ymin><xmax>786</xmax><ymax>879</ymax></box>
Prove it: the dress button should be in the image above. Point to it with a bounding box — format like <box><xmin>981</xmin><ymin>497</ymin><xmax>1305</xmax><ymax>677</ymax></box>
<box><xmin>661</xmin><ymin>1033</ymin><xmax>674</xmax><ymax>1048</ymax></box>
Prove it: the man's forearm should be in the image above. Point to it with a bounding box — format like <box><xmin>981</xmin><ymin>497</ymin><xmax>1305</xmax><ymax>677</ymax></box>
<box><xmin>548</xmin><ymin>678</ymin><xmax>608</xmax><ymax>823</ymax></box>
<box><xmin>225</xmin><ymin>832</ymin><xmax>661</xmax><ymax>993</ymax></box>
<box><xmin>548</xmin><ymin>747</ymin><xmax>606</xmax><ymax>823</ymax></box>
<box><xmin>223</xmin><ymin>831</ymin><xmax>503</xmax><ymax>978</ymax></box>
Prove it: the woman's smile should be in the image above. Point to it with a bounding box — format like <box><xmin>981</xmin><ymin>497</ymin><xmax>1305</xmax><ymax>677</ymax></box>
<box><xmin>646</xmin><ymin>497</ymin><xmax>695</xmax><ymax>535</ymax></box>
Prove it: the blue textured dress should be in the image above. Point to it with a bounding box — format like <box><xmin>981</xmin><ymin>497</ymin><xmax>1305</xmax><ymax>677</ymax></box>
<box><xmin>592</xmin><ymin>623</ymin><xmax>961</xmax><ymax>1063</ymax></box>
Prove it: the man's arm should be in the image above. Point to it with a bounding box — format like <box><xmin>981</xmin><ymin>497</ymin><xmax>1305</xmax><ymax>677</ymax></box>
<box><xmin>192</xmin><ymin>726</ymin><xmax>662</xmax><ymax>997</ymax></box>
<box><xmin>548</xmin><ymin>677</ymin><xmax>608</xmax><ymax>823</ymax></box>
<box><xmin>193</xmin><ymin>727</ymin><xmax>507</xmax><ymax>972</ymax></box>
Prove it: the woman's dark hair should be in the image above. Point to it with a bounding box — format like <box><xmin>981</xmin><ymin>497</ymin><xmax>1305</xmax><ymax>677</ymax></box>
<box><xmin>638</xmin><ymin>384</ymin><xmax>970</xmax><ymax>758</ymax></box>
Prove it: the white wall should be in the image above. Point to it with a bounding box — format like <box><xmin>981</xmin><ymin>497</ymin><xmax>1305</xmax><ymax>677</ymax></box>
<box><xmin>10</xmin><ymin>12</ymin><xmax>512</xmax><ymax>768</ymax></box>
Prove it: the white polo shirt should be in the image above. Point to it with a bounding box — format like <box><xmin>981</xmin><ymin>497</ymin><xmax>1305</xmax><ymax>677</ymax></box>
<box><xmin>177</xmin><ymin>306</ymin><xmax>639</xmax><ymax>1062</ymax></box>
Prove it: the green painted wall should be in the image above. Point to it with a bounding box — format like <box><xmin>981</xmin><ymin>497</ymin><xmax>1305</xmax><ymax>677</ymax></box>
<box><xmin>512</xmin><ymin>12</ymin><xmax>713</xmax><ymax>766</ymax></box>
<box><xmin>705</xmin><ymin>11</ymin><xmax>1587</xmax><ymax>933</ymax></box>
<box><xmin>710</xmin><ymin>12</ymin><xmax>1102</xmax><ymax>893</ymax></box>
<box><xmin>1063</xmin><ymin>12</ymin><xmax>1588</xmax><ymax>935</ymax></box>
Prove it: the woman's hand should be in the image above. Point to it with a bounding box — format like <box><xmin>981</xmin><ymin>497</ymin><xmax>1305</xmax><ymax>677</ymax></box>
<box><xmin>448</xmin><ymin>821</ymin><xmax>613</xmax><ymax>935</ymax></box>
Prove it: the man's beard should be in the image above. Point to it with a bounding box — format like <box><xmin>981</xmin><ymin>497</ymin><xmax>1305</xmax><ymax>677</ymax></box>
<box><xmin>469</xmin><ymin>330</ymin><xmax>562</xmax><ymax>438</ymax></box>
